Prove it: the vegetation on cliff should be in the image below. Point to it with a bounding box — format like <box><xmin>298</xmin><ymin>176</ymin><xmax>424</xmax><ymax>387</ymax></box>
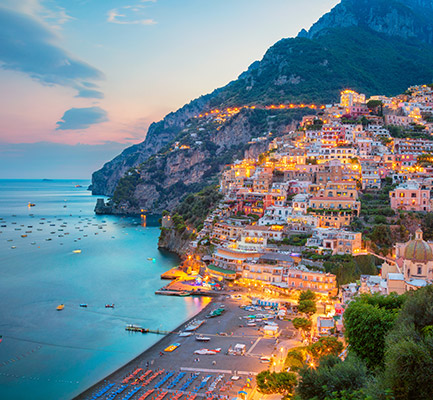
<box><xmin>173</xmin><ymin>185</ymin><xmax>223</xmax><ymax>231</ymax></box>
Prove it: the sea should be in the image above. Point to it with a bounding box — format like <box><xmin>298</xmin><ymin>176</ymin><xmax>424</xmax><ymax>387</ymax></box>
<box><xmin>0</xmin><ymin>179</ymin><xmax>210</xmax><ymax>400</ymax></box>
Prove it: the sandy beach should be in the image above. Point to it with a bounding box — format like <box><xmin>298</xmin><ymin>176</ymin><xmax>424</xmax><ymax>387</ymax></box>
<box><xmin>74</xmin><ymin>292</ymin><xmax>299</xmax><ymax>400</ymax></box>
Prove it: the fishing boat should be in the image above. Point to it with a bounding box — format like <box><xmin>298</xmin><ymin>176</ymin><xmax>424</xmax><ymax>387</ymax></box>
<box><xmin>195</xmin><ymin>335</ymin><xmax>211</xmax><ymax>342</ymax></box>
<box><xmin>56</xmin><ymin>304</ymin><xmax>64</xmax><ymax>311</ymax></box>
<box><xmin>184</xmin><ymin>319</ymin><xmax>205</xmax><ymax>332</ymax></box>
<box><xmin>72</xmin><ymin>250</ymin><xmax>82</xmax><ymax>254</ymax></box>
<box><xmin>79</xmin><ymin>304</ymin><xmax>88</xmax><ymax>308</ymax></box>
<box><xmin>105</xmin><ymin>304</ymin><xmax>115</xmax><ymax>308</ymax></box>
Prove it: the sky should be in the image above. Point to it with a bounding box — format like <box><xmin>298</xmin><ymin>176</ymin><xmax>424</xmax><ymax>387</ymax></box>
<box><xmin>0</xmin><ymin>0</ymin><xmax>339</xmax><ymax>179</ymax></box>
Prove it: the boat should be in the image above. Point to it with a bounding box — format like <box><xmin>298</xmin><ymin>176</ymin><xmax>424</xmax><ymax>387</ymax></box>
<box><xmin>207</xmin><ymin>308</ymin><xmax>225</xmax><ymax>318</ymax></box>
<box><xmin>56</xmin><ymin>304</ymin><xmax>64</xmax><ymax>311</ymax></box>
<box><xmin>194</xmin><ymin>348</ymin><xmax>221</xmax><ymax>355</ymax></box>
<box><xmin>184</xmin><ymin>319</ymin><xmax>205</xmax><ymax>332</ymax></box>
<box><xmin>195</xmin><ymin>335</ymin><xmax>211</xmax><ymax>342</ymax></box>
<box><xmin>28</xmin><ymin>203</ymin><xmax>36</xmax><ymax>207</ymax></box>
<box><xmin>147</xmin><ymin>257</ymin><xmax>155</xmax><ymax>261</ymax></box>
<box><xmin>79</xmin><ymin>304</ymin><xmax>88</xmax><ymax>307</ymax></box>
<box><xmin>105</xmin><ymin>304</ymin><xmax>115</xmax><ymax>308</ymax></box>
<box><xmin>21</xmin><ymin>235</ymin><xmax>27</xmax><ymax>238</ymax></box>
<box><xmin>164</xmin><ymin>343</ymin><xmax>180</xmax><ymax>352</ymax></box>
<box><xmin>11</xmin><ymin>246</ymin><xmax>16</xmax><ymax>249</ymax></box>
<box><xmin>179</xmin><ymin>332</ymin><xmax>192</xmax><ymax>337</ymax></box>
<box><xmin>72</xmin><ymin>250</ymin><xmax>82</xmax><ymax>254</ymax></box>
<box><xmin>125</xmin><ymin>324</ymin><xmax>149</xmax><ymax>333</ymax></box>
<box><xmin>75</xmin><ymin>185</ymin><xmax>82</xmax><ymax>188</ymax></box>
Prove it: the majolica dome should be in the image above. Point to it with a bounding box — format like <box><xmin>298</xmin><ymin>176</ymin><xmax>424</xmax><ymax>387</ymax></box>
<box><xmin>404</xmin><ymin>229</ymin><xmax>433</xmax><ymax>263</ymax></box>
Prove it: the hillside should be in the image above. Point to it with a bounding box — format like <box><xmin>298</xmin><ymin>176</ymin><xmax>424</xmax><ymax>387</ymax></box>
<box><xmin>92</xmin><ymin>0</ymin><xmax>433</xmax><ymax>213</ymax></box>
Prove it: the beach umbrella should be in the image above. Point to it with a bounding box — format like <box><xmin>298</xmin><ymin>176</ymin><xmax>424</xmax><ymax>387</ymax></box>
<box><xmin>238</xmin><ymin>391</ymin><xmax>247</xmax><ymax>395</ymax></box>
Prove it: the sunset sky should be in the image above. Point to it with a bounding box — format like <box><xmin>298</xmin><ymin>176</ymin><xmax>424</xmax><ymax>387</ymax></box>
<box><xmin>0</xmin><ymin>0</ymin><xmax>339</xmax><ymax>178</ymax></box>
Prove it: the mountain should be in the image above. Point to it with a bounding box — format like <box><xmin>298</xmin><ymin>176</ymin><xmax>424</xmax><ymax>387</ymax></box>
<box><xmin>92</xmin><ymin>0</ymin><xmax>433</xmax><ymax>213</ymax></box>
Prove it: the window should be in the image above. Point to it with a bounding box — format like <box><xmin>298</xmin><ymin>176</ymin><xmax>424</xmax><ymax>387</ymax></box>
<box><xmin>417</xmin><ymin>266</ymin><xmax>422</xmax><ymax>275</ymax></box>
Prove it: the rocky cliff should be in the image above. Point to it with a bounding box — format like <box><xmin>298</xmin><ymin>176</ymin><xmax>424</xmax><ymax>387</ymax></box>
<box><xmin>300</xmin><ymin>0</ymin><xmax>433</xmax><ymax>44</ymax></box>
<box><xmin>108</xmin><ymin>107</ymin><xmax>305</xmax><ymax>214</ymax></box>
<box><xmin>92</xmin><ymin>0</ymin><xmax>433</xmax><ymax>213</ymax></box>
<box><xmin>91</xmin><ymin>94</ymin><xmax>216</xmax><ymax>195</ymax></box>
<box><xmin>158</xmin><ymin>218</ymin><xmax>191</xmax><ymax>254</ymax></box>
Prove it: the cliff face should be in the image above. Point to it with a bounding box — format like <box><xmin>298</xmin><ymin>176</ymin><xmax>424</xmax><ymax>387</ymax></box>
<box><xmin>91</xmin><ymin>94</ymin><xmax>215</xmax><ymax>195</ymax></box>
<box><xmin>301</xmin><ymin>0</ymin><xmax>433</xmax><ymax>44</ymax></box>
<box><xmin>158</xmin><ymin>218</ymin><xmax>191</xmax><ymax>255</ymax></box>
<box><xmin>108</xmin><ymin>107</ymin><xmax>302</xmax><ymax>214</ymax></box>
<box><xmin>92</xmin><ymin>0</ymin><xmax>433</xmax><ymax>212</ymax></box>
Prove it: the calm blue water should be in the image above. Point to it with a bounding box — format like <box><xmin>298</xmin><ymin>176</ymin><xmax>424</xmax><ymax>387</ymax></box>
<box><xmin>0</xmin><ymin>180</ymin><xmax>209</xmax><ymax>400</ymax></box>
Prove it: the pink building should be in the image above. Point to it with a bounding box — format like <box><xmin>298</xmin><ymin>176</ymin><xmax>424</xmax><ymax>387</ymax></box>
<box><xmin>390</xmin><ymin>181</ymin><xmax>431</xmax><ymax>211</ymax></box>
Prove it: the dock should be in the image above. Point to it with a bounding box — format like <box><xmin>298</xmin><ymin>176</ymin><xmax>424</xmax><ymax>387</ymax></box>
<box><xmin>125</xmin><ymin>325</ymin><xmax>172</xmax><ymax>335</ymax></box>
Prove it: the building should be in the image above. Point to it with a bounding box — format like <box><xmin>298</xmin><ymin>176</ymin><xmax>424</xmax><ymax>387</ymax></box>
<box><xmin>306</xmin><ymin>228</ymin><xmax>363</xmax><ymax>255</ymax></box>
<box><xmin>340</xmin><ymin>90</ymin><xmax>366</xmax><ymax>107</ymax></box>
<box><xmin>286</xmin><ymin>267</ymin><xmax>336</xmax><ymax>293</ymax></box>
<box><xmin>389</xmin><ymin>181</ymin><xmax>431</xmax><ymax>212</ymax></box>
<box><xmin>380</xmin><ymin>229</ymin><xmax>433</xmax><ymax>294</ymax></box>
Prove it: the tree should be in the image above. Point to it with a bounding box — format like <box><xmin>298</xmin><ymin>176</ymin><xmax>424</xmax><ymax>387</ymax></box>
<box><xmin>343</xmin><ymin>295</ymin><xmax>401</xmax><ymax>370</ymax></box>
<box><xmin>297</xmin><ymin>355</ymin><xmax>368</xmax><ymax>400</ymax></box>
<box><xmin>381</xmin><ymin>286</ymin><xmax>433</xmax><ymax>400</ymax></box>
<box><xmin>298</xmin><ymin>299</ymin><xmax>317</xmax><ymax>316</ymax></box>
<box><xmin>285</xmin><ymin>348</ymin><xmax>306</xmax><ymax>372</ymax></box>
<box><xmin>367</xmin><ymin>100</ymin><xmax>383</xmax><ymax>116</ymax></box>
<box><xmin>293</xmin><ymin>317</ymin><xmax>312</xmax><ymax>333</ymax></box>
<box><xmin>299</xmin><ymin>289</ymin><xmax>316</xmax><ymax>302</ymax></box>
<box><xmin>292</xmin><ymin>317</ymin><xmax>312</xmax><ymax>340</ymax></box>
<box><xmin>256</xmin><ymin>370</ymin><xmax>297</xmax><ymax>398</ymax></box>
<box><xmin>309</xmin><ymin>336</ymin><xmax>344</xmax><ymax>361</ymax></box>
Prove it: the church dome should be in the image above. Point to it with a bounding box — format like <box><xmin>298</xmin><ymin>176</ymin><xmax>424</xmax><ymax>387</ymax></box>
<box><xmin>403</xmin><ymin>229</ymin><xmax>433</xmax><ymax>263</ymax></box>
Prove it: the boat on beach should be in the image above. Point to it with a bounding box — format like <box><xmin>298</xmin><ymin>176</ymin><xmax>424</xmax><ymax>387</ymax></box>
<box><xmin>184</xmin><ymin>319</ymin><xmax>205</xmax><ymax>332</ymax></box>
<box><xmin>179</xmin><ymin>332</ymin><xmax>192</xmax><ymax>337</ymax></box>
<box><xmin>195</xmin><ymin>335</ymin><xmax>211</xmax><ymax>342</ymax></box>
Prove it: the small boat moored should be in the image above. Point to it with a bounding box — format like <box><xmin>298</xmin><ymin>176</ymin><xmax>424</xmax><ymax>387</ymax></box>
<box><xmin>79</xmin><ymin>304</ymin><xmax>88</xmax><ymax>308</ymax></box>
<box><xmin>72</xmin><ymin>250</ymin><xmax>82</xmax><ymax>254</ymax></box>
<box><xmin>105</xmin><ymin>304</ymin><xmax>115</xmax><ymax>308</ymax></box>
<box><xmin>56</xmin><ymin>304</ymin><xmax>64</xmax><ymax>311</ymax></box>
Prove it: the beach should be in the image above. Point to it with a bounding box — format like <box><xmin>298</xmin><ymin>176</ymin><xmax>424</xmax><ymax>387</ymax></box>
<box><xmin>75</xmin><ymin>292</ymin><xmax>299</xmax><ymax>400</ymax></box>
